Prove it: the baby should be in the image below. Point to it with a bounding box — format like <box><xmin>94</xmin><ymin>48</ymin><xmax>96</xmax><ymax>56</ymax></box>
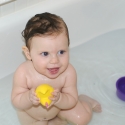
<box><xmin>11</xmin><ymin>12</ymin><xmax>101</xmax><ymax>125</ymax></box>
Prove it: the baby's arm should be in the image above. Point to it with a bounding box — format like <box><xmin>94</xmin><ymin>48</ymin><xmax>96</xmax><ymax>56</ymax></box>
<box><xmin>53</xmin><ymin>64</ymin><xmax>78</xmax><ymax>109</ymax></box>
<box><xmin>11</xmin><ymin>66</ymin><xmax>39</xmax><ymax>110</ymax></box>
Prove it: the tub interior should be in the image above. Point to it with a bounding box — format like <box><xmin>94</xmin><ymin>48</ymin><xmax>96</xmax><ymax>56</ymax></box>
<box><xmin>1</xmin><ymin>0</ymin><xmax>125</xmax><ymax>124</ymax></box>
<box><xmin>0</xmin><ymin>28</ymin><xmax>125</xmax><ymax>125</ymax></box>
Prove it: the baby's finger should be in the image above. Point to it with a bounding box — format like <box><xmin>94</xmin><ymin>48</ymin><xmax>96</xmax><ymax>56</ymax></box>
<box><xmin>34</xmin><ymin>96</ymin><xmax>40</xmax><ymax>101</ymax></box>
<box><xmin>51</xmin><ymin>91</ymin><xmax>59</xmax><ymax>96</ymax></box>
<box><xmin>49</xmin><ymin>95</ymin><xmax>59</xmax><ymax>102</ymax></box>
<box><xmin>53</xmin><ymin>89</ymin><xmax>60</xmax><ymax>93</ymax></box>
<box><xmin>49</xmin><ymin>97</ymin><xmax>57</xmax><ymax>101</ymax></box>
<box><xmin>46</xmin><ymin>101</ymin><xmax>54</xmax><ymax>108</ymax></box>
<box><xmin>51</xmin><ymin>92</ymin><xmax>56</xmax><ymax>96</ymax></box>
<box><xmin>32</xmin><ymin>100</ymin><xmax>40</xmax><ymax>105</ymax></box>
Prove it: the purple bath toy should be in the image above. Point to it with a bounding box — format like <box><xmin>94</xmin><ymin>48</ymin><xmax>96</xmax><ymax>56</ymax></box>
<box><xmin>116</xmin><ymin>76</ymin><xmax>125</xmax><ymax>101</ymax></box>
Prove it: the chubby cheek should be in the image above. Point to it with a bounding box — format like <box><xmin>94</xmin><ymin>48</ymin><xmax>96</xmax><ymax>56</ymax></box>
<box><xmin>61</xmin><ymin>57</ymin><xmax>69</xmax><ymax>68</ymax></box>
<box><xmin>33</xmin><ymin>59</ymin><xmax>48</xmax><ymax>73</ymax></box>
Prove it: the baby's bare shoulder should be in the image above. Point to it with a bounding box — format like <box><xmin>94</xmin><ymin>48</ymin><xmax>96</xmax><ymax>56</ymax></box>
<box><xmin>14</xmin><ymin>61</ymin><xmax>32</xmax><ymax>77</ymax></box>
<box><xmin>64</xmin><ymin>63</ymin><xmax>76</xmax><ymax>76</ymax></box>
<box><xmin>66</xmin><ymin>63</ymin><xmax>76</xmax><ymax>72</ymax></box>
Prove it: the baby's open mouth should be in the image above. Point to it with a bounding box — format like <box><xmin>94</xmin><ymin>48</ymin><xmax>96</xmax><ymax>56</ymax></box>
<box><xmin>47</xmin><ymin>67</ymin><xmax>59</xmax><ymax>74</ymax></box>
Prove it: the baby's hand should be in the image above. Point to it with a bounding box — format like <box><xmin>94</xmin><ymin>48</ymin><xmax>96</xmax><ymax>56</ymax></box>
<box><xmin>29</xmin><ymin>88</ymin><xmax>40</xmax><ymax>105</ymax></box>
<box><xmin>47</xmin><ymin>89</ymin><xmax>60</xmax><ymax>108</ymax></box>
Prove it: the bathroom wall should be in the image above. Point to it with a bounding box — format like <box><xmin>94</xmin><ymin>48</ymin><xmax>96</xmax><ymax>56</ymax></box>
<box><xmin>0</xmin><ymin>0</ymin><xmax>45</xmax><ymax>17</ymax></box>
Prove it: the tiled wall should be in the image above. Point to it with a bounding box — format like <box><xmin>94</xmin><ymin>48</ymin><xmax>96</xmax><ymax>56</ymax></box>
<box><xmin>0</xmin><ymin>0</ymin><xmax>45</xmax><ymax>17</ymax></box>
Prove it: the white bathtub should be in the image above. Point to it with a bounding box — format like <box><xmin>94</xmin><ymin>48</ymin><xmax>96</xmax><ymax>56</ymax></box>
<box><xmin>0</xmin><ymin>0</ymin><xmax>125</xmax><ymax>125</ymax></box>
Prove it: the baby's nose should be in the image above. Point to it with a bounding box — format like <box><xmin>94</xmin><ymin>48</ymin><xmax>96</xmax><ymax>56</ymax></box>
<box><xmin>50</xmin><ymin>55</ymin><xmax>59</xmax><ymax>64</ymax></box>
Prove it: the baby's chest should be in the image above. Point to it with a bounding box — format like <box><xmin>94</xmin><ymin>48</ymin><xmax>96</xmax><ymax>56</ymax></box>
<box><xmin>27</xmin><ymin>75</ymin><xmax>66</xmax><ymax>90</ymax></box>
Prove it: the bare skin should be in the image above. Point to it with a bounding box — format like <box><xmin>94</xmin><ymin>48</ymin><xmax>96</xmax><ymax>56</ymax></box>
<box><xmin>11</xmin><ymin>33</ymin><xmax>101</xmax><ymax>125</ymax></box>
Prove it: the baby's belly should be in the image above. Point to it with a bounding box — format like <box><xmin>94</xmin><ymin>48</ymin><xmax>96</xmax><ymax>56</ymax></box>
<box><xmin>25</xmin><ymin>105</ymin><xmax>60</xmax><ymax>121</ymax></box>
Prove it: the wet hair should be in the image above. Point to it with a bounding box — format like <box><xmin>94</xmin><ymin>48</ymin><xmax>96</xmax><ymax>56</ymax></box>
<box><xmin>22</xmin><ymin>12</ymin><xmax>69</xmax><ymax>49</ymax></box>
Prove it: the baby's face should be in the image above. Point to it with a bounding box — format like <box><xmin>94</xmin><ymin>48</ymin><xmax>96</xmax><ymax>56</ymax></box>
<box><xmin>29</xmin><ymin>32</ymin><xmax>69</xmax><ymax>79</ymax></box>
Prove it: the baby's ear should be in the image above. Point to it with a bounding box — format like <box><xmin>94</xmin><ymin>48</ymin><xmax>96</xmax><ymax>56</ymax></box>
<box><xmin>22</xmin><ymin>46</ymin><xmax>31</xmax><ymax>60</ymax></box>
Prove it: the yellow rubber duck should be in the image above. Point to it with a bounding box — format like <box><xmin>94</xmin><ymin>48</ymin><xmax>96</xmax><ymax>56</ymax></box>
<box><xmin>35</xmin><ymin>84</ymin><xmax>54</xmax><ymax>107</ymax></box>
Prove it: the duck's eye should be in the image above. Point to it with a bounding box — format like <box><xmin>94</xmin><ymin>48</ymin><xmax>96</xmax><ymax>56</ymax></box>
<box><xmin>41</xmin><ymin>52</ymin><xmax>49</xmax><ymax>56</ymax></box>
<box><xmin>58</xmin><ymin>50</ymin><xmax>65</xmax><ymax>55</ymax></box>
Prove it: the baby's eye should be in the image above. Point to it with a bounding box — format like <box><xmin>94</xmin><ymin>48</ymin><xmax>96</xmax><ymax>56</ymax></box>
<box><xmin>58</xmin><ymin>50</ymin><xmax>65</xmax><ymax>55</ymax></box>
<box><xmin>41</xmin><ymin>52</ymin><xmax>49</xmax><ymax>56</ymax></box>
